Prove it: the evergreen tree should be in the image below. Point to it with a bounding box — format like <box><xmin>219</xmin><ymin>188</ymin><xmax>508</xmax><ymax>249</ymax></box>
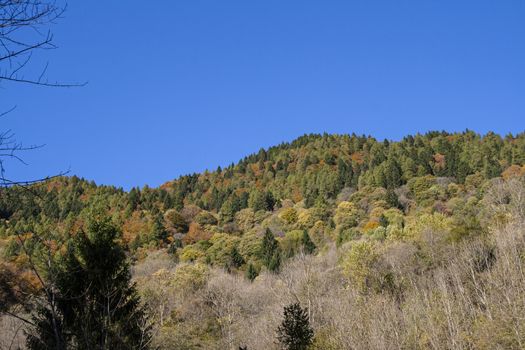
<box><xmin>260</xmin><ymin>228</ymin><xmax>281</xmax><ymax>272</ymax></box>
<box><xmin>385</xmin><ymin>157</ymin><xmax>402</xmax><ymax>189</ymax></box>
<box><xmin>268</xmin><ymin>250</ymin><xmax>281</xmax><ymax>272</ymax></box>
<box><xmin>151</xmin><ymin>212</ymin><xmax>168</xmax><ymax>243</ymax></box>
<box><xmin>276</xmin><ymin>303</ymin><xmax>314</xmax><ymax>350</ymax></box>
<box><xmin>484</xmin><ymin>157</ymin><xmax>502</xmax><ymax>179</ymax></box>
<box><xmin>386</xmin><ymin>189</ymin><xmax>401</xmax><ymax>209</ymax></box>
<box><xmin>264</xmin><ymin>191</ymin><xmax>276</xmax><ymax>212</ymax></box>
<box><xmin>230</xmin><ymin>246</ymin><xmax>245</xmax><ymax>268</ymax></box>
<box><xmin>128</xmin><ymin>187</ymin><xmax>141</xmax><ymax>211</ymax></box>
<box><xmin>379</xmin><ymin>214</ymin><xmax>389</xmax><ymax>227</ymax></box>
<box><xmin>301</xmin><ymin>230</ymin><xmax>316</xmax><ymax>254</ymax></box>
<box><xmin>456</xmin><ymin>160</ymin><xmax>471</xmax><ymax>184</ymax></box>
<box><xmin>245</xmin><ymin>263</ymin><xmax>258</xmax><ymax>282</ymax></box>
<box><xmin>27</xmin><ymin>218</ymin><xmax>151</xmax><ymax>350</ymax></box>
<box><xmin>220</xmin><ymin>199</ymin><xmax>236</xmax><ymax>224</ymax></box>
<box><xmin>250</xmin><ymin>190</ymin><xmax>267</xmax><ymax>212</ymax></box>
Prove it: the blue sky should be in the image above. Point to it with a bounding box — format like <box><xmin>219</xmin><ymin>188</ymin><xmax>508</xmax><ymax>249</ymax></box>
<box><xmin>2</xmin><ymin>0</ymin><xmax>524</xmax><ymax>189</ymax></box>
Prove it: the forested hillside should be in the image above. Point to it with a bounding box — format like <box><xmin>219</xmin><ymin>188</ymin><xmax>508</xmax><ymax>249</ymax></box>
<box><xmin>2</xmin><ymin>130</ymin><xmax>525</xmax><ymax>349</ymax></box>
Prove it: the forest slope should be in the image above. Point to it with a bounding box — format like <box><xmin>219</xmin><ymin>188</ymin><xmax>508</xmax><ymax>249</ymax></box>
<box><xmin>1</xmin><ymin>130</ymin><xmax>525</xmax><ymax>349</ymax></box>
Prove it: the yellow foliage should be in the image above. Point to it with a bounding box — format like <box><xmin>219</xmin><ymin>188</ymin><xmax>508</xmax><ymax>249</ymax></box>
<box><xmin>179</xmin><ymin>245</ymin><xmax>206</xmax><ymax>263</ymax></box>
<box><xmin>206</xmin><ymin>233</ymin><xmax>240</xmax><ymax>265</ymax></box>
<box><xmin>171</xmin><ymin>263</ymin><xmax>209</xmax><ymax>292</ymax></box>
<box><xmin>403</xmin><ymin>213</ymin><xmax>453</xmax><ymax>240</ymax></box>
<box><xmin>297</xmin><ymin>210</ymin><xmax>315</xmax><ymax>229</ymax></box>
<box><xmin>340</xmin><ymin>241</ymin><xmax>378</xmax><ymax>291</ymax></box>
<box><xmin>369</xmin><ymin>207</ymin><xmax>385</xmax><ymax>220</ymax></box>
<box><xmin>363</xmin><ymin>221</ymin><xmax>379</xmax><ymax>232</ymax></box>
<box><xmin>278</xmin><ymin>207</ymin><xmax>298</xmax><ymax>225</ymax></box>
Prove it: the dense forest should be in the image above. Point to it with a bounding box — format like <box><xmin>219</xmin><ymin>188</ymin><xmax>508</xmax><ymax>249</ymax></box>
<box><xmin>1</xmin><ymin>130</ymin><xmax>525</xmax><ymax>349</ymax></box>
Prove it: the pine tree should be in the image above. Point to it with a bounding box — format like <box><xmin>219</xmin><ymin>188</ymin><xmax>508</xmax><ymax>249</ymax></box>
<box><xmin>386</xmin><ymin>189</ymin><xmax>401</xmax><ymax>209</ymax></box>
<box><xmin>230</xmin><ymin>246</ymin><xmax>245</xmax><ymax>268</ymax></box>
<box><xmin>27</xmin><ymin>218</ymin><xmax>151</xmax><ymax>349</ymax></box>
<box><xmin>151</xmin><ymin>212</ymin><xmax>168</xmax><ymax>243</ymax></box>
<box><xmin>245</xmin><ymin>263</ymin><xmax>258</xmax><ymax>282</ymax></box>
<box><xmin>301</xmin><ymin>230</ymin><xmax>316</xmax><ymax>255</ymax></box>
<box><xmin>385</xmin><ymin>157</ymin><xmax>402</xmax><ymax>189</ymax></box>
<box><xmin>276</xmin><ymin>303</ymin><xmax>314</xmax><ymax>350</ymax></box>
<box><xmin>260</xmin><ymin>228</ymin><xmax>281</xmax><ymax>271</ymax></box>
<box><xmin>250</xmin><ymin>190</ymin><xmax>267</xmax><ymax>212</ymax></box>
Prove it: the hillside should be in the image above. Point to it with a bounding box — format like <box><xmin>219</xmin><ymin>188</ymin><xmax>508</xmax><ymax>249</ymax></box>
<box><xmin>1</xmin><ymin>130</ymin><xmax>525</xmax><ymax>349</ymax></box>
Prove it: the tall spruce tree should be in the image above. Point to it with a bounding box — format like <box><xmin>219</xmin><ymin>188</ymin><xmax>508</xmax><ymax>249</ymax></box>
<box><xmin>277</xmin><ymin>303</ymin><xmax>314</xmax><ymax>350</ymax></box>
<box><xmin>260</xmin><ymin>228</ymin><xmax>281</xmax><ymax>272</ymax></box>
<box><xmin>26</xmin><ymin>217</ymin><xmax>151</xmax><ymax>350</ymax></box>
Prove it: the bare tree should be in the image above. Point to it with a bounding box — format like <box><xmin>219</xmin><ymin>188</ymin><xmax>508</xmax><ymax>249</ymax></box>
<box><xmin>0</xmin><ymin>0</ymin><xmax>84</xmax><ymax>187</ymax></box>
<box><xmin>0</xmin><ymin>2</ymin><xmax>84</xmax><ymax>348</ymax></box>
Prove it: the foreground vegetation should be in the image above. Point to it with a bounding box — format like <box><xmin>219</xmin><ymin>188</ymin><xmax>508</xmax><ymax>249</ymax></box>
<box><xmin>1</xmin><ymin>131</ymin><xmax>525</xmax><ymax>349</ymax></box>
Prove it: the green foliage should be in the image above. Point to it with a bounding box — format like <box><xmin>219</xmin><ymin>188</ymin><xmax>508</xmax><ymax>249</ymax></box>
<box><xmin>277</xmin><ymin>303</ymin><xmax>314</xmax><ymax>350</ymax></box>
<box><xmin>26</xmin><ymin>218</ymin><xmax>150</xmax><ymax>349</ymax></box>
<box><xmin>1</xmin><ymin>131</ymin><xmax>525</xmax><ymax>332</ymax></box>
<box><xmin>230</xmin><ymin>246</ymin><xmax>245</xmax><ymax>268</ymax></box>
<box><xmin>336</xmin><ymin>228</ymin><xmax>359</xmax><ymax>247</ymax></box>
<box><xmin>249</xmin><ymin>190</ymin><xmax>276</xmax><ymax>212</ymax></box>
<box><xmin>194</xmin><ymin>211</ymin><xmax>218</xmax><ymax>226</ymax></box>
<box><xmin>341</xmin><ymin>241</ymin><xmax>379</xmax><ymax>292</ymax></box>
<box><xmin>259</xmin><ymin>228</ymin><xmax>281</xmax><ymax>272</ymax></box>
<box><xmin>301</xmin><ymin>230</ymin><xmax>316</xmax><ymax>254</ymax></box>
<box><xmin>245</xmin><ymin>262</ymin><xmax>259</xmax><ymax>282</ymax></box>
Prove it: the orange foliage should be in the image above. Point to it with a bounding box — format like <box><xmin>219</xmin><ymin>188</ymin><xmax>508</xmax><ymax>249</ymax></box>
<box><xmin>502</xmin><ymin>165</ymin><xmax>525</xmax><ymax>180</ymax></box>
<box><xmin>250</xmin><ymin>163</ymin><xmax>260</xmax><ymax>176</ymax></box>
<box><xmin>351</xmin><ymin>152</ymin><xmax>364</xmax><ymax>164</ymax></box>
<box><xmin>183</xmin><ymin>223</ymin><xmax>212</xmax><ymax>245</ymax></box>
<box><xmin>363</xmin><ymin>221</ymin><xmax>379</xmax><ymax>232</ymax></box>
<box><xmin>122</xmin><ymin>211</ymin><xmax>150</xmax><ymax>244</ymax></box>
<box><xmin>20</xmin><ymin>269</ymin><xmax>42</xmax><ymax>292</ymax></box>
<box><xmin>291</xmin><ymin>187</ymin><xmax>303</xmax><ymax>203</ymax></box>
<box><xmin>433</xmin><ymin>153</ymin><xmax>446</xmax><ymax>169</ymax></box>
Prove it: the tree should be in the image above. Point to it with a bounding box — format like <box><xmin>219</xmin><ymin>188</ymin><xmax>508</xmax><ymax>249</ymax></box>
<box><xmin>245</xmin><ymin>263</ymin><xmax>258</xmax><ymax>282</ymax></box>
<box><xmin>260</xmin><ymin>228</ymin><xmax>281</xmax><ymax>272</ymax></box>
<box><xmin>276</xmin><ymin>303</ymin><xmax>314</xmax><ymax>350</ymax></box>
<box><xmin>151</xmin><ymin>211</ymin><xmax>168</xmax><ymax>243</ymax></box>
<box><xmin>386</xmin><ymin>188</ymin><xmax>401</xmax><ymax>209</ymax></box>
<box><xmin>385</xmin><ymin>157</ymin><xmax>402</xmax><ymax>189</ymax></box>
<box><xmin>249</xmin><ymin>190</ymin><xmax>275</xmax><ymax>212</ymax></box>
<box><xmin>26</xmin><ymin>218</ymin><xmax>151</xmax><ymax>349</ymax></box>
<box><xmin>164</xmin><ymin>209</ymin><xmax>189</xmax><ymax>233</ymax></box>
<box><xmin>0</xmin><ymin>0</ymin><xmax>83</xmax><ymax>187</ymax></box>
<box><xmin>230</xmin><ymin>246</ymin><xmax>245</xmax><ymax>268</ymax></box>
<box><xmin>301</xmin><ymin>230</ymin><xmax>316</xmax><ymax>255</ymax></box>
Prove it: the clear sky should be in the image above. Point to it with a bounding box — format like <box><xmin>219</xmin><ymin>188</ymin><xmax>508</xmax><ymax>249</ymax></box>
<box><xmin>2</xmin><ymin>0</ymin><xmax>524</xmax><ymax>190</ymax></box>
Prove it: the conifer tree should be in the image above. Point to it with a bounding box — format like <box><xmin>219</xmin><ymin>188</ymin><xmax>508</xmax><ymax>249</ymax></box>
<box><xmin>386</xmin><ymin>189</ymin><xmax>401</xmax><ymax>209</ymax></box>
<box><xmin>230</xmin><ymin>246</ymin><xmax>245</xmax><ymax>268</ymax></box>
<box><xmin>277</xmin><ymin>303</ymin><xmax>314</xmax><ymax>350</ymax></box>
<box><xmin>301</xmin><ymin>230</ymin><xmax>316</xmax><ymax>255</ymax></box>
<box><xmin>268</xmin><ymin>251</ymin><xmax>281</xmax><ymax>272</ymax></box>
<box><xmin>151</xmin><ymin>212</ymin><xmax>168</xmax><ymax>243</ymax></box>
<box><xmin>379</xmin><ymin>214</ymin><xmax>389</xmax><ymax>227</ymax></box>
<box><xmin>26</xmin><ymin>218</ymin><xmax>151</xmax><ymax>350</ymax></box>
<box><xmin>260</xmin><ymin>228</ymin><xmax>281</xmax><ymax>272</ymax></box>
<box><xmin>245</xmin><ymin>263</ymin><xmax>258</xmax><ymax>282</ymax></box>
